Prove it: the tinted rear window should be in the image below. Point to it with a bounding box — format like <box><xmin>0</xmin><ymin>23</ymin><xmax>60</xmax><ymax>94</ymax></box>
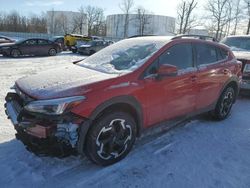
<box><xmin>195</xmin><ymin>44</ymin><xmax>218</xmax><ymax>65</ymax></box>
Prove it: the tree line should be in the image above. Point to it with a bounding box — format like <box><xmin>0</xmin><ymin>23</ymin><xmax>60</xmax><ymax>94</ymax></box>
<box><xmin>1</xmin><ymin>0</ymin><xmax>250</xmax><ymax>40</ymax></box>
<box><xmin>176</xmin><ymin>0</ymin><xmax>250</xmax><ymax>40</ymax></box>
<box><xmin>0</xmin><ymin>11</ymin><xmax>47</xmax><ymax>33</ymax></box>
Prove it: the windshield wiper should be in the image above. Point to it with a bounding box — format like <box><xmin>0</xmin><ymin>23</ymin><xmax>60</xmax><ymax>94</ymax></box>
<box><xmin>72</xmin><ymin>58</ymin><xmax>85</xmax><ymax>64</ymax></box>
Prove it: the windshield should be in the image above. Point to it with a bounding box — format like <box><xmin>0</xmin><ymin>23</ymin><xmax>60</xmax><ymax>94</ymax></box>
<box><xmin>77</xmin><ymin>37</ymin><xmax>169</xmax><ymax>74</ymax></box>
<box><xmin>244</xmin><ymin>64</ymin><xmax>250</xmax><ymax>73</ymax></box>
<box><xmin>15</xmin><ymin>39</ymin><xmax>26</xmax><ymax>44</ymax></box>
<box><xmin>221</xmin><ymin>37</ymin><xmax>250</xmax><ymax>51</ymax></box>
<box><xmin>76</xmin><ymin>40</ymin><xmax>92</xmax><ymax>47</ymax></box>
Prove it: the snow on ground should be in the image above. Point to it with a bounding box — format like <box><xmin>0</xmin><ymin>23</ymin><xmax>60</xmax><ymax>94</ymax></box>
<box><xmin>0</xmin><ymin>53</ymin><xmax>250</xmax><ymax>188</ymax></box>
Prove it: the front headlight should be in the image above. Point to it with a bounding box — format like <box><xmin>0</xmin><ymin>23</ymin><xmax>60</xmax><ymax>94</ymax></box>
<box><xmin>1</xmin><ymin>47</ymin><xmax>10</xmax><ymax>49</ymax></box>
<box><xmin>24</xmin><ymin>96</ymin><xmax>85</xmax><ymax>115</ymax></box>
<box><xmin>243</xmin><ymin>64</ymin><xmax>250</xmax><ymax>73</ymax></box>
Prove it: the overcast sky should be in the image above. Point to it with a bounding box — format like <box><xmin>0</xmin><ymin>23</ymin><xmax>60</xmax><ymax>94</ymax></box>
<box><xmin>0</xmin><ymin>0</ymin><xmax>207</xmax><ymax>18</ymax></box>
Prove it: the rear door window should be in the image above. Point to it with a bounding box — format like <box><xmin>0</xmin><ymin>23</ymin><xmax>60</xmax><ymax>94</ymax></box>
<box><xmin>218</xmin><ymin>48</ymin><xmax>228</xmax><ymax>60</ymax></box>
<box><xmin>195</xmin><ymin>43</ymin><xmax>217</xmax><ymax>65</ymax></box>
<box><xmin>195</xmin><ymin>43</ymin><xmax>228</xmax><ymax>65</ymax></box>
<box><xmin>38</xmin><ymin>39</ymin><xmax>49</xmax><ymax>45</ymax></box>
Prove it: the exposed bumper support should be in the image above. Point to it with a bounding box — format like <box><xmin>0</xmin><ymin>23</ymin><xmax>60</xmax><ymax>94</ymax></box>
<box><xmin>5</xmin><ymin>101</ymin><xmax>19</xmax><ymax>125</ymax></box>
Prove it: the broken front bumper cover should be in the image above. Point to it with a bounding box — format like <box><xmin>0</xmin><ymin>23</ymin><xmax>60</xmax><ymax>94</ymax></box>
<box><xmin>4</xmin><ymin>91</ymin><xmax>86</xmax><ymax>157</ymax></box>
<box><xmin>5</xmin><ymin>92</ymin><xmax>56</xmax><ymax>138</ymax></box>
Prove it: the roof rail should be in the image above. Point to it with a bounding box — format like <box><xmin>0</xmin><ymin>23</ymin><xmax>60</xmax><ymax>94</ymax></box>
<box><xmin>128</xmin><ymin>34</ymin><xmax>156</xmax><ymax>38</ymax></box>
<box><xmin>172</xmin><ymin>34</ymin><xmax>217</xmax><ymax>42</ymax></box>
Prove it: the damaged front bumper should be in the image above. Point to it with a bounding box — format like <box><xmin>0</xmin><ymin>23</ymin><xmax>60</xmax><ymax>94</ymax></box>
<box><xmin>4</xmin><ymin>91</ymin><xmax>86</xmax><ymax>157</ymax></box>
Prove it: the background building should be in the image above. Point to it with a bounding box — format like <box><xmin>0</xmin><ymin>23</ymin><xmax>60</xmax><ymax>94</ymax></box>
<box><xmin>106</xmin><ymin>14</ymin><xmax>175</xmax><ymax>39</ymax></box>
<box><xmin>188</xmin><ymin>26</ymin><xmax>209</xmax><ymax>36</ymax></box>
<box><xmin>46</xmin><ymin>11</ymin><xmax>88</xmax><ymax>36</ymax></box>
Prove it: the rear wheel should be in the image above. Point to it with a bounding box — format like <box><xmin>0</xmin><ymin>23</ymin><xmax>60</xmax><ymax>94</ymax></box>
<box><xmin>72</xmin><ymin>49</ymin><xmax>77</xmax><ymax>53</ymax></box>
<box><xmin>89</xmin><ymin>50</ymin><xmax>96</xmax><ymax>55</ymax></box>
<box><xmin>211</xmin><ymin>86</ymin><xmax>235</xmax><ymax>120</ymax></box>
<box><xmin>48</xmin><ymin>48</ymin><xmax>57</xmax><ymax>56</ymax></box>
<box><xmin>85</xmin><ymin>112</ymin><xmax>137</xmax><ymax>166</ymax></box>
<box><xmin>11</xmin><ymin>49</ymin><xmax>21</xmax><ymax>58</ymax></box>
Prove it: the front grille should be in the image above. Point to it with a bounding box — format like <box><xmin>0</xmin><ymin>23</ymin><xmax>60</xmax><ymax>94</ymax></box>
<box><xmin>242</xmin><ymin>75</ymin><xmax>250</xmax><ymax>81</ymax></box>
<box><xmin>238</xmin><ymin>59</ymin><xmax>249</xmax><ymax>72</ymax></box>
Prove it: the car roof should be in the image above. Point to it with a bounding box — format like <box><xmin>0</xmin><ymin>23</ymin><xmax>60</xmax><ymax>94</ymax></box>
<box><xmin>25</xmin><ymin>38</ymin><xmax>49</xmax><ymax>40</ymax></box>
<box><xmin>0</xmin><ymin>35</ymin><xmax>11</xmax><ymax>39</ymax></box>
<box><xmin>224</xmin><ymin>35</ymin><xmax>250</xmax><ymax>38</ymax></box>
<box><xmin>126</xmin><ymin>35</ymin><xmax>173</xmax><ymax>42</ymax></box>
<box><xmin>52</xmin><ymin>36</ymin><xmax>64</xmax><ymax>38</ymax></box>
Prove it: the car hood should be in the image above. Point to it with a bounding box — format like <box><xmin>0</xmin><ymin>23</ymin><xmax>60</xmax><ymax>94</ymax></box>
<box><xmin>80</xmin><ymin>44</ymin><xmax>92</xmax><ymax>48</ymax></box>
<box><xmin>16</xmin><ymin>65</ymin><xmax>118</xmax><ymax>99</ymax></box>
<box><xmin>0</xmin><ymin>43</ymin><xmax>15</xmax><ymax>47</ymax></box>
<box><xmin>233</xmin><ymin>51</ymin><xmax>250</xmax><ymax>61</ymax></box>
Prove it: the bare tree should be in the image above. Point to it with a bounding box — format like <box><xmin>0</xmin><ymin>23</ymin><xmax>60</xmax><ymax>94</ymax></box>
<box><xmin>84</xmin><ymin>6</ymin><xmax>105</xmax><ymax>36</ymax></box>
<box><xmin>177</xmin><ymin>0</ymin><xmax>198</xmax><ymax>34</ymax></box>
<box><xmin>232</xmin><ymin>0</ymin><xmax>242</xmax><ymax>35</ymax></box>
<box><xmin>225</xmin><ymin>0</ymin><xmax>233</xmax><ymax>36</ymax></box>
<box><xmin>244</xmin><ymin>0</ymin><xmax>250</xmax><ymax>34</ymax></box>
<box><xmin>72</xmin><ymin>6</ymin><xmax>87</xmax><ymax>35</ymax></box>
<box><xmin>135</xmin><ymin>6</ymin><xmax>152</xmax><ymax>36</ymax></box>
<box><xmin>119</xmin><ymin>0</ymin><xmax>134</xmax><ymax>38</ymax></box>
<box><xmin>0</xmin><ymin>11</ymin><xmax>47</xmax><ymax>33</ymax></box>
<box><xmin>28</xmin><ymin>13</ymin><xmax>47</xmax><ymax>33</ymax></box>
<box><xmin>205</xmin><ymin>0</ymin><xmax>232</xmax><ymax>40</ymax></box>
<box><xmin>48</xmin><ymin>9</ymin><xmax>55</xmax><ymax>34</ymax></box>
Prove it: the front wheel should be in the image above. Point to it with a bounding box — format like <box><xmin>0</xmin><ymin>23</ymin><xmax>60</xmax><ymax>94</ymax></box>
<box><xmin>84</xmin><ymin>112</ymin><xmax>137</xmax><ymax>166</ymax></box>
<box><xmin>211</xmin><ymin>86</ymin><xmax>235</xmax><ymax>120</ymax></box>
<box><xmin>89</xmin><ymin>50</ymin><xmax>96</xmax><ymax>55</ymax></box>
<box><xmin>11</xmin><ymin>49</ymin><xmax>21</xmax><ymax>58</ymax></box>
<box><xmin>48</xmin><ymin>48</ymin><xmax>57</xmax><ymax>56</ymax></box>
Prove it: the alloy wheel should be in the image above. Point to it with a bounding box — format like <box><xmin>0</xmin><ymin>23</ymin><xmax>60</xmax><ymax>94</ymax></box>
<box><xmin>95</xmin><ymin>118</ymin><xmax>132</xmax><ymax>160</ymax></box>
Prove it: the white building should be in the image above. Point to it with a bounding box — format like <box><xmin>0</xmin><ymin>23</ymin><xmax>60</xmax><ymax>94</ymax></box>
<box><xmin>106</xmin><ymin>14</ymin><xmax>175</xmax><ymax>39</ymax></box>
<box><xmin>46</xmin><ymin>11</ymin><xmax>88</xmax><ymax>35</ymax></box>
<box><xmin>188</xmin><ymin>26</ymin><xmax>209</xmax><ymax>36</ymax></box>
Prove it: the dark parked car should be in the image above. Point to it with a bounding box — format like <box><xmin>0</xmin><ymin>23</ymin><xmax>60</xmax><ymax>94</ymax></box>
<box><xmin>77</xmin><ymin>40</ymin><xmax>113</xmax><ymax>55</ymax></box>
<box><xmin>0</xmin><ymin>38</ymin><xmax>61</xmax><ymax>57</ymax></box>
<box><xmin>0</xmin><ymin>35</ymin><xmax>15</xmax><ymax>44</ymax></box>
<box><xmin>51</xmin><ymin>36</ymin><xmax>67</xmax><ymax>51</ymax></box>
<box><xmin>221</xmin><ymin>35</ymin><xmax>250</xmax><ymax>92</ymax></box>
<box><xmin>5</xmin><ymin>35</ymin><xmax>241</xmax><ymax>166</ymax></box>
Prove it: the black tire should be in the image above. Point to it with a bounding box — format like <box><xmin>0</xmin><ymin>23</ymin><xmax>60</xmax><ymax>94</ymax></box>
<box><xmin>211</xmin><ymin>86</ymin><xmax>235</xmax><ymax>120</ymax></box>
<box><xmin>85</xmin><ymin>111</ymin><xmax>137</xmax><ymax>166</ymax></box>
<box><xmin>2</xmin><ymin>53</ymin><xmax>8</xmax><ymax>57</ymax></box>
<box><xmin>48</xmin><ymin>48</ymin><xmax>57</xmax><ymax>56</ymax></box>
<box><xmin>72</xmin><ymin>49</ymin><xmax>77</xmax><ymax>53</ymax></box>
<box><xmin>11</xmin><ymin>49</ymin><xmax>21</xmax><ymax>58</ymax></box>
<box><xmin>89</xmin><ymin>50</ymin><xmax>96</xmax><ymax>55</ymax></box>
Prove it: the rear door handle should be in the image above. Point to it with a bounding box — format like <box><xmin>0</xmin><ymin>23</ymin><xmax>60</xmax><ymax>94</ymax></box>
<box><xmin>223</xmin><ymin>69</ymin><xmax>229</xmax><ymax>74</ymax></box>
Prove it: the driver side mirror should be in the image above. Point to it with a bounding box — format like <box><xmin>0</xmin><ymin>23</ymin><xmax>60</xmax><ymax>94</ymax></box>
<box><xmin>157</xmin><ymin>64</ymin><xmax>178</xmax><ymax>78</ymax></box>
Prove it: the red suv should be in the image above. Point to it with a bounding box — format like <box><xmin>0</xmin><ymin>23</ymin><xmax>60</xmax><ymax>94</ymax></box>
<box><xmin>5</xmin><ymin>35</ymin><xmax>242</xmax><ymax>166</ymax></box>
